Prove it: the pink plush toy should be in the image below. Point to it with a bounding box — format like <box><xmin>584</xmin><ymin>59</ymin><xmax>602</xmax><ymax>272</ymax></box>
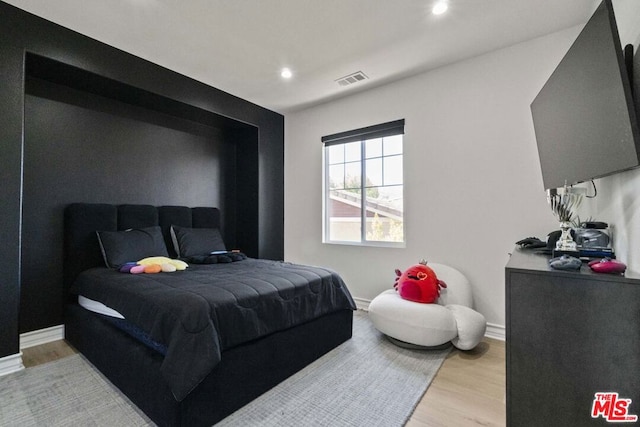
<box><xmin>394</xmin><ymin>259</ymin><xmax>447</xmax><ymax>303</ymax></box>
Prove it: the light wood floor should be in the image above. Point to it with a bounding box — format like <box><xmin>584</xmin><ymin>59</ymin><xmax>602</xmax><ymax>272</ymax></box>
<box><xmin>21</xmin><ymin>340</ymin><xmax>77</xmax><ymax>368</ymax></box>
<box><xmin>22</xmin><ymin>337</ymin><xmax>505</xmax><ymax>426</ymax></box>
<box><xmin>407</xmin><ymin>338</ymin><xmax>506</xmax><ymax>427</ymax></box>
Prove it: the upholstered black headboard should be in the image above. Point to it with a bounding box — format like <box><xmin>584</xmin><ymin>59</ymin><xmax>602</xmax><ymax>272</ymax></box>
<box><xmin>63</xmin><ymin>203</ymin><xmax>221</xmax><ymax>291</ymax></box>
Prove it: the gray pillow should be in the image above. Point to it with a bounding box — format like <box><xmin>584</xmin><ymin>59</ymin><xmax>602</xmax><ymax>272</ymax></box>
<box><xmin>97</xmin><ymin>226</ymin><xmax>169</xmax><ymax>268</ymax></box>
<box><xmin>170</xmin><ymin>225</ymin><xmax>226</xmax><ymax>257</ymax></box>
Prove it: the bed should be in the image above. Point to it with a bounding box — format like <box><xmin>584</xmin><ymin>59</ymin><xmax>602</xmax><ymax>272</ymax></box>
<box><xmin>63</xmin><ymin>203</ymin><xmax>355</xmax><ymax>426</ymax></box>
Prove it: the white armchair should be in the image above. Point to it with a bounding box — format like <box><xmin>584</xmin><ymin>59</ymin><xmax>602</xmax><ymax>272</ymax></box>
<box><xmin>368</xmin><ymin>263</ymin><xmax>486</xmax><ymax>350</ymax></box>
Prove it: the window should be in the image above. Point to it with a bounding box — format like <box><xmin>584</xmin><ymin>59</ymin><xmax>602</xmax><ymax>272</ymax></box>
<box><xmin>322</xmin><ymin>119</ymin><xmax>404</xmax><ymax>245</ymax></box>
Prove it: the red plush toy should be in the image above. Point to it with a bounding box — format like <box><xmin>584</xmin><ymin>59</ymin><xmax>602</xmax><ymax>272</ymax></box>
<box><xmin>394</xmin><ymin>259</ymin><xmax>447</xmax><ymax>304</ymax></box>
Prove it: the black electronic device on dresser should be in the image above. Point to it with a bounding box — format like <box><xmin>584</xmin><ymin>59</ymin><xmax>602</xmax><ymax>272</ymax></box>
<box><xmin>505</xmin><ymin>249</ymin><xmax>640</xmax><ymax>427</ymax></box>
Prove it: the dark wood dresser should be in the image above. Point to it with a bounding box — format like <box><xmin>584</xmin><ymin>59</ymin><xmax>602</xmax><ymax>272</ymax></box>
<box><xmin>506</xmin><ymin>249</ymin><xmax>640</xmax><ymax>426</ymax></box>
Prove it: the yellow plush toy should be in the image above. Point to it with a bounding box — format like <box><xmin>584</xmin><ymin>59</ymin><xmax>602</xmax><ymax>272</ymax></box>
<box><xmin>137</xmin><ymin>256</ymin><xmax>189</xmax><ymax>272</ymax></box>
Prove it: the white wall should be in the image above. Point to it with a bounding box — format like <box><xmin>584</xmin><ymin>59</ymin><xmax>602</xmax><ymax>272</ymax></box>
<box><xmin>284</xmin><ymin>27</ymin><xmax>582</xmax><ymax>331</ymax></box>
<box><xmin>580</xmin><ymin>0</ymin><xmax>640</xmax><ymax>274</ymax></box>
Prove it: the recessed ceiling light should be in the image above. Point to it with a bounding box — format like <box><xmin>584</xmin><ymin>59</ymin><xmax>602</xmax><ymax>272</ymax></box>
<box><xmin>432</xmin><ymin>1</ymin><xmax>448</xmax><ymax>15</ymax></box>
<box><xmin>281</xmin><ymin>67</ymin><xmax>293</xmax><ymax>79</ymax></box>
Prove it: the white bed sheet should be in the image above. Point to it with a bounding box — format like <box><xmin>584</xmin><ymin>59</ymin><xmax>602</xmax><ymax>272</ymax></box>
<box><xmin>78</xmin><ymin>295</ymin><xmax>125</xmax><ymax>319</ymax></box>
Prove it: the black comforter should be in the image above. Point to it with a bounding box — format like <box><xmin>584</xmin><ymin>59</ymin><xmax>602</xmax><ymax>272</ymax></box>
<box><xmin>72</xmin><ymin>259</ymin><xmax>356</xmax><ymax>401</ymax></box>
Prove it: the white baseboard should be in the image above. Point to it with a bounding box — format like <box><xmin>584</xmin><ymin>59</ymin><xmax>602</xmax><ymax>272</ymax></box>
<box><xmin>0</xmin><ymin>352</ymin><xmax>24</xmax><ymax>377</ymax></box>
<box><xmin>485</xmin><ymin>322</ymin><xmax>505</xmax><ymax>341</ymax></box>
<box><xmin>352</xmin><ymin>296</ymin><xmax>506</xmax><ymax>341</ymax></box>
<box><xmin>20</xmin><ymin>324</ymin><xmax>65</xmax><ymax>350</ymax></box>
<box><xmin>0</xmin><ymin>325</ymin><xmax>66</xmax><ymax>377</ymax></box>
<box><xmin>353</xmin><ymin>297</ymin><xmax>371</xmax><ymax>311</ymax></box>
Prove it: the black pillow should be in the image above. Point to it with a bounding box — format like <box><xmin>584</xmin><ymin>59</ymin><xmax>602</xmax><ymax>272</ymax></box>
<box><xmin>97</xmin><ymin>226</ymin><xmax>169</xmax><ymax>268</ymax></box>
<box><xmin>170</xmin><ymin>225</ymin><xmax>226</xmax><ymax>257</ymax></box>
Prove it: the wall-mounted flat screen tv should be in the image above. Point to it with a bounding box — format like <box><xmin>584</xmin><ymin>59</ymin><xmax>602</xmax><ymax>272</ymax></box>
<box><xmin>531</xmin><ymin>0</ymin><xmax>640</xmax><ymax>190</ymax></box>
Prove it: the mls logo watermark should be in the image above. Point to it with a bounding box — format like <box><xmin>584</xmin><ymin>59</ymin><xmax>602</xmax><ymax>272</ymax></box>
<box><xmin>592</xmin><ymin>392</ymin><xmax>638</xmax><ymax>422</ymax></box>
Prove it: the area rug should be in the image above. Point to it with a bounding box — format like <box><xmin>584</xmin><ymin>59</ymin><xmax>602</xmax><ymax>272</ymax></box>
<box><xmin>0</xmin><ymin>311</ymin><xmax>449</xmax><ymax>426</ymax></box>
<box><xmin>0</xmin><ymin>352</ymin><xmax>153</xmax><ymax>426</ymax></box>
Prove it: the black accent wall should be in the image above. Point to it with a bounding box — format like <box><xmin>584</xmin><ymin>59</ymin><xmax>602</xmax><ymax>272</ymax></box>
<box><xmin>0</xmin><ymin>2</ymin><xmax>284</xmax><ymax>356</ymax></box>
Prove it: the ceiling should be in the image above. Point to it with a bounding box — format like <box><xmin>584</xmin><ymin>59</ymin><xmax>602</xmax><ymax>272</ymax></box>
<box><xmin>4</xmin><ymin>0</ymin><xmax>600</xmax><ymax>113</ymax></box>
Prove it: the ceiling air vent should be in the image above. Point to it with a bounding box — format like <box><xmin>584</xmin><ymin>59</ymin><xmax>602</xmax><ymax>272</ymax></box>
<box><xmin>336</xmin><ymin>71</ymin><xmax>368</xmax><ymax>87</ymax></box>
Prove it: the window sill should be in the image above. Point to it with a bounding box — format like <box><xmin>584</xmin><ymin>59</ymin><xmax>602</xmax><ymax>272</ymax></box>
<box><xmin>323</xmin><ymin>240</ymin><xmax>406</xmax><ymax>249</ymax></box>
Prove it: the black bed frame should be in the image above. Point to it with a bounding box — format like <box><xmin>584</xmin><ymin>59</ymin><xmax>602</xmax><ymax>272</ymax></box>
<box><xmin>63</xmin><ymin>203</ymin><xmax>353</xmax><ymax>426</ymax></box>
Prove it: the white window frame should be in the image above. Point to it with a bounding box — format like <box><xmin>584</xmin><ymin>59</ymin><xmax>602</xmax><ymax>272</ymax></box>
<box><xmin>322</xmin><ymin>119</ymin><xmax>405</xmax><ymax>247</ymax></box>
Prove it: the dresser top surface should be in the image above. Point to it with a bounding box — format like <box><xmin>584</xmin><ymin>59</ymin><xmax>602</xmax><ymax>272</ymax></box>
<box><xmin>506</xmin><ymin>248</ymin><xmax>640</xmax><ymax>284</ymax></box>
